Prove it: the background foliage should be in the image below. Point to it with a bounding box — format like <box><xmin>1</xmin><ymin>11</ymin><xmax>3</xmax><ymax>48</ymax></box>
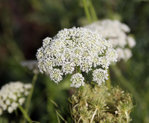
<box><xmin>0</xmin><ymin>0</ymin><xmax>149</xmax><ymax>122</ymax></box>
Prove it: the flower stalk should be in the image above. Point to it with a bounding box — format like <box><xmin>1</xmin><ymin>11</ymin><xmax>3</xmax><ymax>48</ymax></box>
<box><xmin>106</xmin><ymin>69</ymin><xmax>111</xmax><ymax>89</ymax></box>
<box><xmin>82</xmin><ymin>0</ymin><xmax>97</xmax><ymax>22</ymax></box>
<box><xmin>25</xmin><ymin>73</ymin><xmax>38</xmax><ymax>113</ymax></box>
<box><xmin>18</xmin><ymin>105</ymin><xmax>32</xmax><ymax>123</ymax></box>
<box><xmin>88</xmin><ymin>0</ymin><xmax>98</xmax><ymax>21</ymax></box>
<box><xmin>82</xmin><ymin>0</ymin><xmax>92</xmax><ymax>22</ymax></box>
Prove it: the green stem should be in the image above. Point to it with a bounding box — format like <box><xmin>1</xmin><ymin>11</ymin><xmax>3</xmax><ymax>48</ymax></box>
<box><xmin>56</xmin><ymin>112</ymin><xmax>61</xmax><ymax>123</ymax></box>
<box><xmin>82</xmin><ymin>0</ymin><xmax>92</xmax><ymax>22</ymax></box>
<box><xmin>75</xmin><ymin>67</ymin><xmax>81</xmax><ymax>73</ymax></box>
<box><xmin>88</xmin><ymin>0</ymin><xmax>98</xmax><ymax>21</ymax></box>
<box><xmin>90</xmin><ymin>108</ymin><xmax>98</xmax><ymax>123</ymax></box>
<box><xmin>106</xmin><ymin>69</ymin><xmax>111</xmax><ymax>89</ymax></box>
<box><xmin>18</xmin><ymin>105</ymin><xmax>32</xmax><ymax>123</ymax></box>
<box><xmin>60</xmin><ymin>74</ymin><xmax>72</xmax><ymax>89</ymax></box>
<box><xmin>56</xmin><ymin>110</ymin><xmax>67</xmax><ymax>123</ymax></box>
<box><xmin>25</xmin><ymin>73</ymin><xmax>38</xmax><ymax>113</ymax></box>
<box><xmin>50</xmin><ymin>99</ymin><xmax>67</xmax><ymax>123</ymax></box>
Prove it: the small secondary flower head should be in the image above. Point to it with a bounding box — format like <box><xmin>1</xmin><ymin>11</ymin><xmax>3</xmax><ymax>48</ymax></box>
<box><xmin>36</xmin><ymin>27</ymin><xmax>117</xmax><ymax>88</ymax></box>
<box><xmin>70</xmin><ymin>73</ymin><xmax>85</xmax><ymax>88</ymax></box>
<box><xmin>93</xmin><ymin>69</ymin><xmax>108</xmax><ymax>85</ymax></box>
<box><xmin>85</xmin><ymin>19</ymin><xmax>136</xmax><ymax>61</ymax></box>
<box><xmin>0</xmin><ymin>81</ymin><xmax>32</xmax><ymax>115</ymax></box>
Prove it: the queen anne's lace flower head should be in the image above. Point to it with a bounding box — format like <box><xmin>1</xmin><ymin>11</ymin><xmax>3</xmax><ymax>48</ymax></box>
<box><xmin>36</xmin><ymin>27</ymin><xmax>117</xmax><ymax>88</ymax></box>
<box><xmin>0</xmin><ymin>81</ymin><xmax>32</xmax><ymax>115</ymax></box>
<box><xmin>85</xmin><ymin>19</ymin><xmax>136</xmax><ymax>61</ymax></box>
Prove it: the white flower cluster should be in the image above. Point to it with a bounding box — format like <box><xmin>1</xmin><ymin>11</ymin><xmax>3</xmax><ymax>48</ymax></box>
<box><xmin>85</xmin><ymin>19</ymin><xmax>136</xmax><ymax>61</ymax></box>
<box><xmin>70</xmin><ymin>73</ymin><xmax>85</xmax><ymax>88</ymax></box>
<box><xmin>36</xmin><ymin>27</ymin><xmax>117</xmax><ymax>88</ymax></box>
<box><xmin>0</xmin><ymin>81</ymin><xmax>32</xmax><ymax>115</ymax></box>
<box><xmin>93</xmin><ymin>69</ymin><xmax>108</xmax><ymax>85</ymax></box>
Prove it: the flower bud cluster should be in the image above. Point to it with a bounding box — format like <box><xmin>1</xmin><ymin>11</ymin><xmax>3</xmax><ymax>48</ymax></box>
<box><xmin>70</xmin><ymin>84</ymin><xmax>133</xmax><ymax>123</ymax></box>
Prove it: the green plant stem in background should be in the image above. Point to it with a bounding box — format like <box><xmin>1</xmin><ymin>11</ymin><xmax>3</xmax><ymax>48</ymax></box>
<box><xmin>88</xmin><ymin>0</ymin><xmax>98</xmax><ymax>21</ymax></box>
<box><xmin>25</xmin><ymin>73</ymin><xmax>38</xmax><ymax>113</ymax></box>
<box><xmin>45</xmin><ymin>74</ymin><xmax>71</xmax><ymax>122</ymax></box>
<box><xmin>49</xmin><ymin>99</ymin><xmax>62</xmax><ymax>123</ymax></box>
<box><xmin>106</xmin><ymin>69</ymin><xmax>111</xmax><ymax>89</ymax></box>
<box><xmin>82</xmin><ymin>0</ymin><xmax>97</xmax><ymax>23</ymax></box>
<box><xmin>18</xmin><ymin>105</ymin><xmax>32</xmax><ymax>123</ymax></box>
<box><xmin>56</xmin><ymin>110</ymin><xmax>68</xmax><ymax>123</ymax></box>
<box><xmin>82</xmin><ymin>0</ymin><xmax>92</xmax><ymax>22</ymax></box>
<box><xmin>50</xmin><ymin>97</ymin><xmax>68</xmax><ymax>123</ymax></box>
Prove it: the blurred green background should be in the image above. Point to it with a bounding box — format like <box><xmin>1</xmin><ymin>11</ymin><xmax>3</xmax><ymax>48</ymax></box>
<box><xmin>0</xmin><ymin>0</ymin><xmax>149</xmax><ymax>122</ymax></box>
